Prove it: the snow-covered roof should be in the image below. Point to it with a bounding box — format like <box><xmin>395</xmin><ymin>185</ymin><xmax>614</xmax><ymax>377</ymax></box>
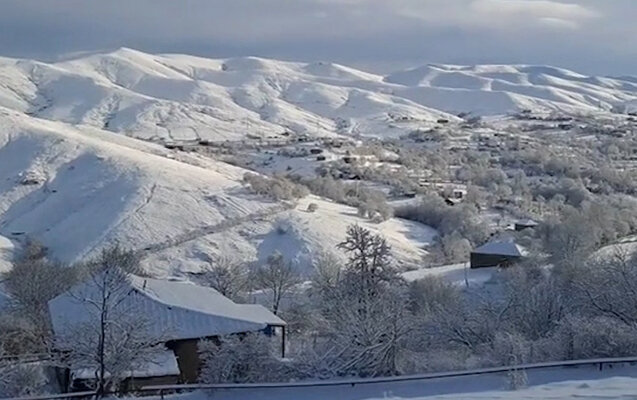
<box><xmin>49</xmin><ymin>273</ymin><xmax>285</xmax><ymax>343</ymax></box>
<box><xmin>515</xmin><ymin>219</ymin><xmax>539</xmax><ymax>227</ymax></box>
<box><xmin>472</xmin><ymin>241</ymin><xmax>527</xmax><ymax>257</ymax></box>
<box><xmin>71</xmin><ymin>348</ymin><xmax>180</xmax><ymax>380</ymax></box>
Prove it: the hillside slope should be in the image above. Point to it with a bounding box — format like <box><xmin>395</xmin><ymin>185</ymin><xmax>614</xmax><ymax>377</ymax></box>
<box><xmin>1</xmin><ymin>49</ymin><xmax>635</xmax><ymax>146</ymax></box>
<box><xmin>0</xmin><ymin>107</ymin><xmax>433</xmax><ymax>275</ymax></box>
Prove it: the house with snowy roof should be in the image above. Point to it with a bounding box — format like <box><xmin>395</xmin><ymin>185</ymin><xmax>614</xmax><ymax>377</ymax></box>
<box><xmin>470</xmin><ymin>240</ymin><xmax>527</xmax><ymax>269</ymax></box>
<box><xmin>48</xmin><ymin>274</ymin><xmax>286</xmax><ymax>387</ymax></box>
<box><xmin>514</xmin><ymin>219</ymin><xmax>539</xmax><ymax>231</ymax></box>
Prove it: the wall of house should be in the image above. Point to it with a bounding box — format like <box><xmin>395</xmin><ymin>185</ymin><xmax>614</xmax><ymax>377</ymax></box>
<box><xmin>167</xmin><ymin>339</ymin><xmax>205</xmax><ymax>383</ymax></box>
<box><xmin>122</xmin><ymin>374</ymin><xmax>179</xmax><ymax>392</ymax></box>
<box><xmin>470</xmin><ymin>253</ymin><xmax>521</xmax><ymax>269</ymax></box>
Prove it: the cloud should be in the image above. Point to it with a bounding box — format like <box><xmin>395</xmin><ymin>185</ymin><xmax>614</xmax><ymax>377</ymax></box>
<box><xmin>0</xmin><ymin>0</ymin><xmax>633</xmax><ymax>75</ymax></box>
<box><xmin>470</xmin><ymin>0</ymin><xmax>598</xmax><ymax>29</ymax></box>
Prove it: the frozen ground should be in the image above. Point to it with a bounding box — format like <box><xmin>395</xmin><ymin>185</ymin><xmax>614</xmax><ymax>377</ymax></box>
<box><xmin>139</xmin><ymin>364</ymin><xmax>637</xmax><ymax>400</ymax></box>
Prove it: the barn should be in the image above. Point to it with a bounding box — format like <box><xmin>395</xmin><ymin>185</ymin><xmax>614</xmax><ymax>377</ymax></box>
<box><xmin>470</xmin><ymin>240</ymin><xmax>527</xmax><ymax>269</ymax></box>
<box><xmin>48</xmin><ymin>274</ymin><xmax>286</xmax><ymax>389</ymax></box>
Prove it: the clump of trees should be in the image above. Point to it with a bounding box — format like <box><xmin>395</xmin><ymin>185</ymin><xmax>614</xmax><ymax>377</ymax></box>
<box><xmin>395</xmin><ymin>195</ymin><xmax>489</xmax><ymax>262</ymax></box>
<box><xmin>300</xmin><ymin>176</ymin><xmax>393</xmax><ymax>222</ymax></box>
<box><xmin>243</xmin><ymin>173</ymin><xmax>309</xmax><ymax>201</ymax></box>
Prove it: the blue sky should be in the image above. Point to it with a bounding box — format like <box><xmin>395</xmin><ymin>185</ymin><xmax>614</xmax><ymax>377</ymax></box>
<box><xmin>0</xmin><ymin>0</ymin><xmax>634</xmax><ymax>75</ymax></box>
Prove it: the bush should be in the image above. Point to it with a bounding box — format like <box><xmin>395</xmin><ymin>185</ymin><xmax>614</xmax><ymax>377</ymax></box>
<box><xmin>395</xmin><ymin>195</ymin><xmax>489</xmax><ymax>246</ymax></box>
<box><xmin>243</xmin><ymin>173</ymin><xmax>309</xmax><ymax>201</ymax></box>
<box><xmin>198</xmin><ymin>334</ymin><xmax>288</xmax><ymax>383</ymax></box>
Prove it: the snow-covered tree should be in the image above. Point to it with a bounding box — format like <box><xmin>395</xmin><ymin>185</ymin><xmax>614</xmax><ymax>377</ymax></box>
<box><xmin>201</xmin><ymin>255</ymin><xmax>249</xmax><ymax>301</ymax></box>
<box><xmin>253</xmin><ymin>252</ymin><xmax>301</xmax><ymax>315</ymax></box>
<box><xmin>198</xmin><ymin>333</ymin><xmax>287</xmax><ymax>383</ymax></box>
<box><xmin>56</xmin><ymin>247</ymin><xmax>161</xmax><ymax>397</ymax></box>
<box><xmin>2</xmin><ymin>240</ymin><xmax>79</xmax><ymax>350</ymax></box>
<box><xmin>0</xmin><ymin>358</ymin><xmax>48</xmax><ymax>398</ymax></box>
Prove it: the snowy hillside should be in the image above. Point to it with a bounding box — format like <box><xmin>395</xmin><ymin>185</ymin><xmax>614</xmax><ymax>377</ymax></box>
<box><xmin>0</xmin><ymin>49</ymin><xmax>636</xmax><ymax>146</ymax></box>
<box><xmin>0</xmin><ymin>107</ymin><xmax>433</xmax><ymax>275</ymax></box>
<box><xmin>1</xmin><ymin>48</ymin><xmax>636</xmax><ymax>274</ymax></box>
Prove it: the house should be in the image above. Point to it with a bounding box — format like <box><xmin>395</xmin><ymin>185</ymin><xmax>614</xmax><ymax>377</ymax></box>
<box><xmin>444</xmin><ymin>197</ymin><xmax>462</xmax><ymax>206</ymax></box>
<box><xmin>470</xmin><ymin>240</ymin><xmax>527</xmax><ymax>269</ymax></box>
<box><xmin>48</xmin><ymin>275</ymin><xmax>286</xmax><ymax>388</ymax></box>
<box><xmin>514</xmin><ymin>219</ymin><xmax>539</xmax><ymax>231</ymax></box>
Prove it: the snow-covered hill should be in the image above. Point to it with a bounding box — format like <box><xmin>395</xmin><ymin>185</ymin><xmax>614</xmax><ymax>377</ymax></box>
<box><xmin>1</xmin><ymin>49</ymin><xmax>636</xmax><ymax>145</ymax></box>
<box><xmin>1</xmin><ymin>49</ymin><xmax>636</xmax><ymax>275</ymax></box>
<box><xmin>0</xmin><ymin>107</ymin><xmax>433</xmax><ymax>275</ymax></box>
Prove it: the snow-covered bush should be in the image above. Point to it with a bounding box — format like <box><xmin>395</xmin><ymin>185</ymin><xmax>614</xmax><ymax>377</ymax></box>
<box><xmin>198</xmin><ymin>333</ymin><xmax>288</xmax><ymax>383</ymax></box>
<box><xmin>243</xmin><ymin>173</ymin><xmax>309</xmax><ymax>201</ymax></box>
<box><xmin>0</xmin><ymin>362</ymin><xmax>48</xmax><ymax>398</ymax></box>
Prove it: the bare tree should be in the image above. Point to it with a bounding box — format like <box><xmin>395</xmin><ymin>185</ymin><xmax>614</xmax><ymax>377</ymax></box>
<box><xmin>201</xmin><ymin>255</ymin><xmax>249</xmax><ymax>301</ymax></box>
<box><xmin>254</xmin><ymin>252</ymin><xmax>301</xmax><ymax>315</ymax></box>
<box><xmin>2</xmin><ymin>240</ymin><xmax>79</xmax><ymax>351</ymax></box>
<box><xmin>0</xmin><ymin>356</ymin><xmax>47</xmax><ymax>398</ymax></box>
<box><xmin>198</xmin><ymin>333</ymin><xmax>287</xmax><ymax>383</ymax></box>
<box><xmin>337</xmin><ymin>225</ymin><xmax>397</xmax><ymax>305</ymax></box>
<box><xmin>54</xmin><ymin>247</ymin><xmax>160</xmax><ymax>397</ymax></box>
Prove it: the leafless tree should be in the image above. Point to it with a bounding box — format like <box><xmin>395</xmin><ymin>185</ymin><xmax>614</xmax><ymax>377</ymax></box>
<box><xmin>254</xmin><ymin>252</ymin><xmax>301</xmax><ymax>315</ymax></box>
<box><xmin>2</xmin><ymin>240</ymin><xmax>79</xmax><ymax>351</ymax></box>
<box><xmin>198</xmin><ymin>333</ymin><xmax>287</xmax><ymax>383</ymax></box>
<box><xmin>55</xmin><ymin>246</ymin><xmax>160</xmax><ymax>397</ymax></box>
<box><xmin>201</xmin><ymin>255</ymin><xmax>249</xmax><ymax>301</ymax></box>
<box><xmin>0</xmin><ymin>354</ymin><xmax>47</xmax><ymax>398</ymax></box>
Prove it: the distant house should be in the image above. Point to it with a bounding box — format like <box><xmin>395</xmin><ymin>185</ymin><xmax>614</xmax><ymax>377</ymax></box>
<box><xmin>514</xmin><ymin>219</ymin><xmax>539</xmax><ymax>232</ymax></box>
<box><xmin>48</xmin><ymin>275</ymin><xmax>286</xmax><ymax>388</ymax></box>
<box><xmin>444</xmin><ymin>197</ymin><xmax>462</xmax><ymax>206</ymax></box>
<box><xmin>470</xmin><ymin>240</ymin><xmax>527</xmax><ymax>269</ymax></box>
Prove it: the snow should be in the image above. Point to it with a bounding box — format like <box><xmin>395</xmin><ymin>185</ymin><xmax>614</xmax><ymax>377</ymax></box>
<box><xmin>72</xmin><ymin>348</ymin><xmax>180</xmax><ymax>380</ymax></box>
<box><xmin>139</xmin><ymin>364</ymin><xmax>637</xmax><ymax>400</ymax></box>
<box><xmin>402</xmin><ymin>263</ymin><xmax>496</xmax><ymax>287</ymax></box>
<box><xmin>0</xmin><ymin>109</ymin><xmax>437</xmax><ymax>276</ymax></box>
<box><xmin>253</xmin><ymin>196</ymin><xmax>437</xmax><ymax>275</ymax></box>
<box><xmin>0</xmin><ymin>234</ymin><xmax>14</xmax><ymax>273</ymax></box>
<box><xmin>472</xmin><ymin>240</ymin><xmax>527</xmax><ymax>257</ymax></box>
<box><xmin>49</xmin><ymin>273</ymin><xmax>284</xmax><ymax>343</ymax></box>
<box><xmin>1</xmin><ymin>50</ymin><xmax>635</xmax><ymax>147</ymax></box>
<box><xmin>1</xmin><ymin>49</ymin><xmax>635</xmax><ymax>276</ymax></box>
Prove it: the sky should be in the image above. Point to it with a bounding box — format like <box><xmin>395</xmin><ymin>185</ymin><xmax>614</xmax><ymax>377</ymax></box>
<box><xmin>0</xmin><ymin>0</ymin><xmax>635</xmax><ymax>76</ymax></box>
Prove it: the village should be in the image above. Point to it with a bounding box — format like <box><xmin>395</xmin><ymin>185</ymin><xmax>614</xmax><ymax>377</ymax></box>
<box><xmin>2</xmin><ymin>106</ymin><xmax>637</xmax><ymax>398</ymax></box>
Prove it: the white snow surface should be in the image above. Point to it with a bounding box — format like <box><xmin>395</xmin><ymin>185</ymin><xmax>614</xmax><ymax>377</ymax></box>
<box><xmin>0</xmin><ymin>234</ymin><xmax>13</xmax><ymax>273</ymax></box>
<box><xmin>140</xmin><ymin>364</ymin><xmax>637</xmax><ymax>400</ymax></box>
<box><xmin>402</xmin><ymin>263</ymin><xmax>496</xmax><ymax>287</ymax></box>
<box><xmin>473</xmin><ymin>240</ymin><xmax>527</xmax><ymax>257</ymax></box>
<box><xmin>0</xmin><ymin>49</ymin><xmax>635</xmax><ymax>145</ymax></box>
<box><xmin>0</xmin><ymin>108</ymin><xmax>434</xmax><ymax>275</ymax></box>
<box><xmin>49</xmin><ymin>273</ymin><xmax>284</xmax><ymax>343</ymax></box>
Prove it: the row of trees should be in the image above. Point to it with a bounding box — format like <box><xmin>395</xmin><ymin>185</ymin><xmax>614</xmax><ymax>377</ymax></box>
<box><xmin>0</xmin><ymin>244</ymin><xmax>161</xmax><ymax>397</ymax></box>
<box><xmin>198</xmin><ymin>224</ymin><xmax>637</xmax><ymax>384</ymax></box>
<box><xmin>4</xmin><ymin>222</ymin><xmax>637</xmax><ymax>393</ymax></box>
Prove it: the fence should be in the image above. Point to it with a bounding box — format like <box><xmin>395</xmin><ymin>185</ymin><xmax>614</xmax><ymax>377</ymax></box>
<box><xmin>4</xmin><ymin>356</ymin><xmax>637</xmax><ymax>400</ymax></box>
